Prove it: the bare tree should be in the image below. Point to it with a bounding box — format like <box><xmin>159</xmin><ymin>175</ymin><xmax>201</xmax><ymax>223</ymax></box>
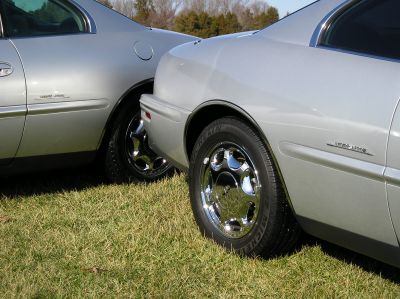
<box><xmin>183</xmin><ymin>0</ymin><xmax>206</xmax><ymax>13</ymax></box>
<box><xmin>111</xmin><ymin>0</ymin><xmax>278</xmax><ymax>31</ymax></box>
<box><xmin>112</xmin><ymin>0</ymin><xmax>136</xmax><ymax>19</ymax></box>
<box><xmin>248</xmin><ymin>0</ymin><xmax>269</xmax><ymax>15</ymax></box>
<box><xmin>150</xmin><ymin>0</ymin><xmax>183</xmax><ymax>28</ymax></box>
<box><xmin>182</xmin><ymin>0</ymin><xmax>269</xmax><ymax>16</ymax></box>
<box><xmin>97</xmin><ymin>0</ymin><xmax>113</xmax><ymax>8</ymax></box>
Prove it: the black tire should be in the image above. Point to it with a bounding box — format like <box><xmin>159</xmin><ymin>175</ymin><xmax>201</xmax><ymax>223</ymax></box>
<box><xmin>105</xmin><ymin>103</ymin><xmax>173</xmax><ymax>183</ymax></box>
<box><xmin>189</xmin><ymin>117</ymin><xmax>301</xmax><ymax>258</ymax></box>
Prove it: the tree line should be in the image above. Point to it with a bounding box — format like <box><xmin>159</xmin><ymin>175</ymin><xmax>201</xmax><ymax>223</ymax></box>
<box><xmin>98</xmin><ymin>0</ymin><xmax>279</xmax><ymax>38</ymax></box>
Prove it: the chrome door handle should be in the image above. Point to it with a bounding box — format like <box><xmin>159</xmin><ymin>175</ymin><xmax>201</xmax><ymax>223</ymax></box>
<box><xmin>0</xmin><ymin>63</ymin><xmax>13</xmax><ymax>77</ymax></box>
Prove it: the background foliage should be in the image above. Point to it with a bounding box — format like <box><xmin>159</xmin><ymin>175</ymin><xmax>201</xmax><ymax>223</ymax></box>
<box><xmin>97</xmin><ymin>0</ymin><xmax>279</xmax><ymax>38</ymax></box>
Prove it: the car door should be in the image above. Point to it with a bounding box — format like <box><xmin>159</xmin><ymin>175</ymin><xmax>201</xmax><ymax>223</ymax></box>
<box><xmin>386</xmin><ymin>106</ymin><xmax>400</xmax><ymax>243</ymax></box>
<box><xmin>0</xmin><ymin>0</ymin><xmax>111</xmax><ymax>158</ymax></box>
<box><xmin>233</xmin><ymin>0</ymin><xmax>400</xmax><ymax>263</ymax></box>
<box><xmin>279</xmin><ymin>0</ymin><xmax>400</xmax><ymax>260</ymax></box>
<box><xmin>0</xmin><ymin>38</ymin><xmax>26</xmax><ymax>164</ymax></box>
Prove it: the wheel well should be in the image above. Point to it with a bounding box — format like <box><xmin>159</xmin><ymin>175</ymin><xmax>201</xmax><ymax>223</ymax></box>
<box><xmin>185</xmin><ymin>104</ymin><xmax>254</xmax><ymax>160</ymax></box>
<box><xmin>185</xmin><ymin>103</ymin><xmax>297</xmax><ymax>215</ymax></box>
<box><xmin>98</xmin><ymin>80</ymin><xmax>154</xmax><ymax>154</ymax></box>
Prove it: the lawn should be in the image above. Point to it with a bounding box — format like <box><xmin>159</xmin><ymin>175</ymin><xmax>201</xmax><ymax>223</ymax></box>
<box><xmin>1</xmin><ymin>169</ymin><xmax>400</xmax><ymax>298</ymax></box>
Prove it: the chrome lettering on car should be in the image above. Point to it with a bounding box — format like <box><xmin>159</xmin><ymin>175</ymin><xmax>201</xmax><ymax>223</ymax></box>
<box><xmin>38</xmin><ymin>94</ymin><xmax>70</xmax><ymax>100</ymax></box>
<box><xmin>327</xmin><ymin>142</ymin><xmax>373</xmax><ymax>156</ymax></box>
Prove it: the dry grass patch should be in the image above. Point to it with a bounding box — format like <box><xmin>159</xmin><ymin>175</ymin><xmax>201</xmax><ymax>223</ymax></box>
<box><xmin>0</xmin><ymin>170</ymin><xmax>399</xmax><ymax>298</ymax></box>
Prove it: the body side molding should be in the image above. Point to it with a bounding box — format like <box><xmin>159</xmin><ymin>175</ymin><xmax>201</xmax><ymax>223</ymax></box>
<box><xmin>385</xmin><ymin>167</ymin><xmax>400</xmax><ymax>187</ymax></box>
<box><xmin>0</xmin><ymin>105</ymin><xmax>26</xmax><ymax>118</ymax></box>
<box><xmin>279</xmin><ymin>141</ymin><xmax>385</xmax><ymax>182</ymax></box>
<box><xmin>27</xmin><ymin>99</ymin><xmax>109</xmax><ymax>115</ymax></box>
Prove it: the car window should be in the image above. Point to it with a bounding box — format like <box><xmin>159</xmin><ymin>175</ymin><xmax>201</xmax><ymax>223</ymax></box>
<box><xmin>1</xmin><ymin>0</ymin><xmax>87</xmax><ymax>37</ymax></box>
<box><xmin>320</xmin><ymin>0</ymin><xmax>400</xmax><ymax>60</ymax></box>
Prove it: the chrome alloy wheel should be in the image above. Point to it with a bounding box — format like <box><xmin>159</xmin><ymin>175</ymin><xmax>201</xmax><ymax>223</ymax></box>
<box><xmin>200</xmin><ymin>143</ymin><xmax>261</xmax><ymax>238</ymax></box>
<box><xmin>125</xmin><ymin>115</ymin><xmax>170</xmax><ymax>177</ymax></box>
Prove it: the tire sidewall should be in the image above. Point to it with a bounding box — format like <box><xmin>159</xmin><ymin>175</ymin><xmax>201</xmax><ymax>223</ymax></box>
<box><xmin>190</xmin><ymin>118</ymin><xmax>279</xmax><ymax>256</ymax></box>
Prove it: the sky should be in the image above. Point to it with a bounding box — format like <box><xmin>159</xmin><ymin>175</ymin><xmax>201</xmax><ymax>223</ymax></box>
<box><xmin>267</xmin><ymin>0</ymin><xmax>316</xmax><ymax>17</ymax></box>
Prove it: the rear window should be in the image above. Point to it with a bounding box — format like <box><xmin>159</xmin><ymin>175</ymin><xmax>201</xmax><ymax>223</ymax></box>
<box><xmin>320</xmin><ymin>0</ymin><xmax>400</xmax><ymax>60</ymax></box>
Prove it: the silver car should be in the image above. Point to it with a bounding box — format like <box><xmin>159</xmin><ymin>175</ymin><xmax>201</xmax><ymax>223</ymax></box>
<box><xmin>141</xmin><ymin>0</ymin><xmax>400</xmax><ymax>267</ymax></box>
<box><xmin>0</xmin><ymin>0</ymin><xmax>195</xmax><ymax>182</ymax></box>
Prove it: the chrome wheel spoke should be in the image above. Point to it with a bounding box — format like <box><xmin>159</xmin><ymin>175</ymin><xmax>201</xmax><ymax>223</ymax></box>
<box><xmin>134</xmin><ymin>120</ymin><xmax>145</xmax><ymax>135</ymax></box>
<box><xmin>125</xmin><ymin>116</ymin><xmax>169</xmax><ymax>176</ymax></box>
<box><xmin>134</xmin><ymin>154</ymin><xmax>154</xmax><ymax>171</ymax></box>
<box><xmin>226</xmin><ymin>149</ymin><xmax>242</xmax><ymax>170</ymax></box>
<box><xmin>129</xmin><ymin>135</ymin><xmax>142</xmax><ymax>159</ymax></box>
<box><xmin>200</xmin><ymin>143</ymin><xmax>261</xmax><ymax>238</ymax></box>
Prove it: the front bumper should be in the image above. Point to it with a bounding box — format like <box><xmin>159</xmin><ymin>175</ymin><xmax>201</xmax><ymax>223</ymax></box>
<box><xmin>140</xmin><ymin>94</ymin><xmax>191</xmax><ymax>170</ymax></box>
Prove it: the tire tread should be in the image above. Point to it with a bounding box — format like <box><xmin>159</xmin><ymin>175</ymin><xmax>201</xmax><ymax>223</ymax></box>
<box><xmin>190</xmin><ymin>116</ymin><xmax>301</xmax><ymax>258</ymax></box>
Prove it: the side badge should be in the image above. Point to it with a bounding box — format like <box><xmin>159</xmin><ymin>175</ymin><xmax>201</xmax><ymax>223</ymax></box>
<box><xmin>327</xmin><ymin>142</ymin><xmax>373</xmax><ymax>156</ymax></box>
<box><xmin>37</xmin><ymin>93</ymin><xmax>70</xmax><ymax>101</ymax></box>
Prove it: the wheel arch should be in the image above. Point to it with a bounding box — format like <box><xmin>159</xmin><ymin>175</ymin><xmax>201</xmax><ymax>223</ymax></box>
<box><xmin>184</xmin><ymin>100</ymin><xmax>295</xmax><ymax>211</ymax></box>
<box><xmin>97</xmin><ymin>78</ymin><xmax>154</xmax><ymax>153</ymax></box>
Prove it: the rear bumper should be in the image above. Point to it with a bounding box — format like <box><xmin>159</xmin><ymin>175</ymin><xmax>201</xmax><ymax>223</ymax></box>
<box><xmin>140</xmin><ymin>94</ymin><xmax>191</xmax><ymax>170</ymax></box>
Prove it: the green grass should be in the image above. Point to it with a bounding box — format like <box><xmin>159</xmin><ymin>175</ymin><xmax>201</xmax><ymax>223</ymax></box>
<box><xmin>1</xmin><ymin>169</ymin><xmax>400</xmax><ymax>298</ymax></box>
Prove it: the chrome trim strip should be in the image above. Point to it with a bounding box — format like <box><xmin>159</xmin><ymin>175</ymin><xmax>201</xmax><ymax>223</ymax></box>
<box><xmin>310</xmin><ymin>0</ymin><xmax>356</xmax><ymax>47</ymax></box>
<box><xmin>385</xmin><ymin>167</ymin><xmax>400</xmax><ymax>187</ymax></box>
<box><xmin>68</xmin><ymin>0</ymin><xmax>97</xmax><ymax>34</ymax></box>
<box><xmin>279</xmin><ymin>141</ymin><xmax>384</xmax><ymax>182</ymax></box>
<box><xmin>28</xmin><ymin>99</ymin><xmax>109</xmax><ymax>115</ymax></box>
<box><xmin>0</xmin><ymin>12</ymin><xmax>4</xmax><ymax>38</ymax></box>
<box><xmin>0</xmin><ymin>105</ymin><xmax>26</xmax><ymax>118</ymax></box>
